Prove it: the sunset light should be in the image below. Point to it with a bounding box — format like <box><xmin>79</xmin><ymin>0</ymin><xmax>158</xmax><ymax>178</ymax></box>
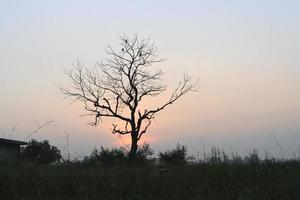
<box><xmin>1</xmin><ymin>1</ymin><xmax>300</xmax><ymax>198</ymax></box>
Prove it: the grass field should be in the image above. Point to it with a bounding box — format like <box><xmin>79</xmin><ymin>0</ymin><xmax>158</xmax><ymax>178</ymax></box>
<box><xmin>0</xmin><ymin>160</ymin><xmax>299</xmax><ymax>200</ymax></box>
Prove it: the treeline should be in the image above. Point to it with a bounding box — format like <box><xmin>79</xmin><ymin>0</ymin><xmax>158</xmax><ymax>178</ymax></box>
<box><xmin>1</xmin><ymin>140</ymin><xmax>299</xmax><ymax>199</ymax></box>
<box><xmin>20</xmin><ymin>139</ymin><xmax>298</xmax><ymax>166</ymax></box>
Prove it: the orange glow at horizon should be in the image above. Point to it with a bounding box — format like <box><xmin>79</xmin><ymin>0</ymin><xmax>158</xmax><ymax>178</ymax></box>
<box><xmin>114</xmin><ymin>133</ymin><xmax>156</xmax><ymax>147</ymax></box>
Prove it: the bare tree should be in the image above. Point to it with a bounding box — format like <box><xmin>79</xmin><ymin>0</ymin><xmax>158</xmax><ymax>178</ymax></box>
<box><xmin>60</xmin><ymin>36</ymin><xmax>198</xmax><ymax>159</ymax></box>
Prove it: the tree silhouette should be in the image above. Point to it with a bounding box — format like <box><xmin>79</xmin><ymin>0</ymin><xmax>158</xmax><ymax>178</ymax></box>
<box><xmin>21</xmin><ymin>139</ymin><xmax>61</xmax><ymax>164</ymax></box>
<box><xmin>60</xmin><ymin>36</ymin><xmax>198</xmax><ymax>159</ymax></box>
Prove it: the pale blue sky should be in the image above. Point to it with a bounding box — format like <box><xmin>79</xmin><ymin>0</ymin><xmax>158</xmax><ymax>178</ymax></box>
<box><xmin>1</xmin><ymin>1</ymin><xmax>300</xmax><ymax>159</ymax></box>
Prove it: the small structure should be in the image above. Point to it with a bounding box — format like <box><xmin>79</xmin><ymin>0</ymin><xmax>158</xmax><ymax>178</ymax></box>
<box><xmin>0</xmin><ymin>138</ymin><xmax>27</xmax><ymax>164</ymax></box>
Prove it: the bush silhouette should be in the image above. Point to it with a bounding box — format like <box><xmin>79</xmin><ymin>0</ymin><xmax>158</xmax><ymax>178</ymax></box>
<box><xmin>87</xmin><ymin>146</ymin><xmax>127</xmax><ymax>165</ymax></box>
<box><xmin>135</xmin><ymin>143</ymin><xmax>155</xmax><ymax>164</ymax></box>
<box><xmin>21</xmin><ymin>139</ymin><xmax>61</xmax><ymax>164</ymax></box>
<box><xmin>159</xmin><ymin>143</ymin><xmax>187</xmax><ymax>165</ymax></box>
<box><xmin>83</xmin><ymin>143</ymin><xmax>154</xmax><ymax>165</ymax></box>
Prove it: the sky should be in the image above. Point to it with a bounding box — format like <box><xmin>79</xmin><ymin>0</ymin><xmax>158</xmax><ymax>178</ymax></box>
<box><xmin>1</xmin><ymin>0</ymin><xmax>300</xmax><ymax>159</ymax></box>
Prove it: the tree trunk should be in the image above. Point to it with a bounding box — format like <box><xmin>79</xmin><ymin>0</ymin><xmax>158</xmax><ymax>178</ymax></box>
<box><xmin>128</xmin><ymin>133</ymin><xmax>138</xmax><ymax>161</ymax></box>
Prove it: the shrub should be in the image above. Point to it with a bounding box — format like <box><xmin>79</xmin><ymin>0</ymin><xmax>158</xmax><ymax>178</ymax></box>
<box><xmin>159</xmin><ymin>143</ymin><xmax>187</xmax><ymax>165</ymax></box>
<box><xmin>21</xmin><ymin>139</ymin><xmax>61</xmax><ymax>164</ymax></box>
<box><xmin>88</xmin><ymin>146</ymin><xmax>127</xmax><ymax>165</ymax></box>
<box><xmin>83</xmin><ymin>143</ymin><xmax>155</xmax><ymax>165</ymax></box>
<box><xmin>135</xmin><ymin>143</ymin><xmax>155</xmax><ymax>164</ymax></box>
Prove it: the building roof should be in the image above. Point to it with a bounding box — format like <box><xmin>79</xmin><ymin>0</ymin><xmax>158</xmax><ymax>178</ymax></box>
<box><xmin>0</xmin><ymin>138</ymin><xmax>27</xmax><ymax>145</ymax></box>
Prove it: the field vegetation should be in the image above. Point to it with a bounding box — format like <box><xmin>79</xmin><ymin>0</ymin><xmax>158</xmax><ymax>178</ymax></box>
<box><xmin>1</xmin><ymin>143</ymin><xmax>299</xmax><ymax>200</ymax></box>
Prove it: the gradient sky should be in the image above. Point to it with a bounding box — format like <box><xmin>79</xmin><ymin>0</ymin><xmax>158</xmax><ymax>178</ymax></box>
<box><xmin>1</xmin><ymin>0</ymin><xmax>300</xmax><ymax>159</ymax></box>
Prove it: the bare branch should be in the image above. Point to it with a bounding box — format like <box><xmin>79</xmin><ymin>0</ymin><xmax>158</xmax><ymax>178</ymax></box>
<box><xmin>60</xmin><ymin>35</ymin><xmax>199</xmax><ymax>156</ymax></box>
<box><xmin>142</xmin><ymin>73</ymin><xmax>199</xmax><ymax>119</ymax></box>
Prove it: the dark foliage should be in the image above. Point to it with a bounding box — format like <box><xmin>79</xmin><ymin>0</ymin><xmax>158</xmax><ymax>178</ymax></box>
<box><xmin>21</xmin><ymin>139</ymin><xmax>61</xmax><ymax>164</ymax></box>
<box><xmin>2</xmin><ymin>143</ymin><xmax>300</xmax><ymax>199</ymax></box>
<box><xmin>135</xmin><ymin>143</ymin><xmax>155</xmax><ymax>164</ymax></box>
<box><xmin>85</xmin><ymin>146</ymin><xmax>127</xmax><ymax>165</ymax></box>
<box><xmin>158</xmin><ymin>143</ymin><xmax>187</xmax><ymax>165</ymax></box>
<box><xmin>82</xmin><ymin>143</ymin><xmax>154</xmax><ymax>166</ymax></box>
<box><xmin>1</xmin><ymin>160</ymin><xmax>300</xmax><ymax>200</ymax></box>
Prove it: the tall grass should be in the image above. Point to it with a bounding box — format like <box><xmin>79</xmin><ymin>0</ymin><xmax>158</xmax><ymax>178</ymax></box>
<box><xmin>0</xmin><ymin>148</ymin><xmax>299</xmax><ymax>200</ymax></box>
